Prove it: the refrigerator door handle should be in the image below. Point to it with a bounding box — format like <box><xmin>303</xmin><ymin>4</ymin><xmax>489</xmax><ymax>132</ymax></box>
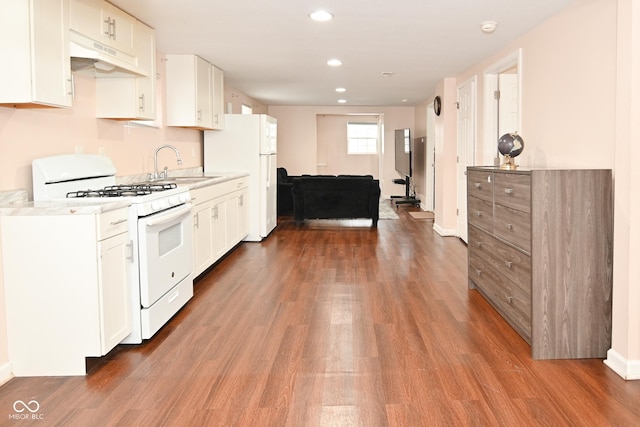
<box><xmin>265</xmin><ymin>155</ymin><xmax>272</xmax><ymax>188</ymax></box>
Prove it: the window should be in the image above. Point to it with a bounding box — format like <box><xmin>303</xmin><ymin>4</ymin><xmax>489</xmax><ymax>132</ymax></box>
<box><xmin>347</xmin><ymin>122</ymin><xmax>378</xmax><ymax>154</ymax></box>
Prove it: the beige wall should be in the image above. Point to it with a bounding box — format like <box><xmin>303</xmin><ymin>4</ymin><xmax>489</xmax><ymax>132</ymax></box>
<box><xmin>267</xmin><ymin>105</ymin><xmax>415</xmax><ymax>198</ymax></box>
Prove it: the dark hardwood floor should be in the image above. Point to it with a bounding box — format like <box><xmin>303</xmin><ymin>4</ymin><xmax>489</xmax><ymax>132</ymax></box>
<box><xmin>1</xmin><ymin>203</ymin><xmax>640</xmax><ymax>426</ymax></box>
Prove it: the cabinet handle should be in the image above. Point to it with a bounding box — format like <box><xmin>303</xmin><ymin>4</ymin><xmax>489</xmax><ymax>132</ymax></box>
<box><xmin>110</xmin><ymin>218</ymin><xmax>128</xmax><ymax>225</ymax></box>
<box><xmin>505</xmin><ymin>261</ymin><xmax>513</xmax><ymax>268</ymax></box>
<box><xmin>111</xmin><ymin>19</ymin><xmax>116</xmax><ymax>39</ymax></box>
<box><xmin>193</xmin><ymin>214</ymin><xmax>199</xmax><ymax>228</ymax></box>
<box><xmin>504</xmin><ymin>188</ymin><xmax>514</xmax><ymax>194</ymax></box>
<box><xmin>474</xmin><ymin>182</ymin><xmax>482</xmax><ymax>189</ymax></box>
<box><xmin>197</xmin><ymin>109</ymin><xmax>202</xmax><ymax>122</ymax></box>
<box><xmin>212</xmin><ymin>206</ymin><xmax>218</xmax><ymax>219</ymax></box>
<box><xmin>139</xmin><ymin>94</ymin><xmax>145</xmax><ymax>111</ymax></box>
<box><xmin>239</xmin><ymin>195</ymin><xmax>244</xmax><ymax>206</ymax></box>
<box><xmin>103</xmin><ymin>17</ymin><xmax>111</xmax><ymax>37</ymax></box>
<box><xmin>506</xmin><ymin>223</ymin><xmax>513</xmax><ymax>230</ymax></box>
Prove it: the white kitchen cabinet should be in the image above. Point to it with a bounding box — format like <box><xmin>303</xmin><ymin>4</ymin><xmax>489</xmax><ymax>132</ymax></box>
<box><xmin>166</xmin><ymin>54</ymin><xmax>225</xmax><ymax>130</ymax></box>
<box><xmin>0</xmin><ymin>0</ymin><xmax>72</xmax><ymax>108</ymax></box>
<box><xmin>0</xmin><ymin>206</ymin><xmax>132</xmax><ymax>376</ymax></box>
<box><xmin>69</xmin><ymin>0</ymin><xmax>135</xmax><ymax>56</ymax></box>
<box><xmin>95</xmin><ymin>20</ymin><xmax>157</xmax><ymax>120</ymax></box>
<box><xmin>166</xmin><ymin>54</ymin><xmax>213</xmax><ymax>129</ymax></box>
<box><xmin>190</xmin><ymin>177</ymin><xmax>249</xmax><ymax>277</ymax></box>
<box><xmin>212</xmin><ymin>64</ymin><xmax>226</xmax><ymax>130</ymax></box>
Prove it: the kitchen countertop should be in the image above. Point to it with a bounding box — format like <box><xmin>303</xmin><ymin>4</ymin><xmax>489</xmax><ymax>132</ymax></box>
<box><xmin>0</xmin><ymin>171</ymin><xmax>249</xmax><ymax>216</ymax></box>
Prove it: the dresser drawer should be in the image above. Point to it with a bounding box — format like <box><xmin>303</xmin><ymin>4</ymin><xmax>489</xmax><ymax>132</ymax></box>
<box><xmin>494</xmin><ymin>203</ymin><xmax>531</xmax><ymax>253</ymax></box>
<box><xmin>469</xmin><ymin>255</ymin><xmax>532</xmax><ymax>342</ymax></box>
<box><xmin>494</xmin><ymin>172</ymin><xmax>531</xmax><ymax>213</ymax></box>
<box><xmin>467</xmin><ymin>169</ymin><xmax>493</xmax><ymax>202</ymax></box>
<box><xmin>468</xmin><ymin>225</ymin><xmax>531</xmax><ymax>294</ymax></box>
<box><xmin>467</xmin><ymin>196</ymin><xmax>493</xmax><ymax>232</ymax></box>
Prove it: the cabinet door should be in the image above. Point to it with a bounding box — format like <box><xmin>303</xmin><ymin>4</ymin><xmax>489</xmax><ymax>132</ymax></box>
<box><xmin>0</xmin><ymin>0</ymin><xmax>72</xmax><ymax>107</ymax></box>
<box><xmin>195</xmin><ymin>56</ymin><xmax>214</xmax><ymax>128</ymax></box>
<box><xmin>228</xmin><ymin>188</ymin><xmax>249</xmax><ymax>245</ymax></box>
<box><xmin>212</xmin><ymin>197</ymin><xmax>228</xmax><ymax>261</ymax></box>
<box><xmin>211</xmin><ymin>65</ymin><xmax>225</xmax><ymax>129</ymax></box>
<box><xmin>95</xmin><ymin>21</ymin><xmax>156</xmax><ymax>120</ymax></box>
<box><xmin>97</xmin><ymin>232</ymin><xmax>132</xmax><ymax>354</ymax></box>
<box><xmin>166</xmin><ymin>54</ymin><xmax>214</xmax><ymax>129</ymax></box>
<box><xmin>69</xmin><ymin>0</ymin><xmax>135</xmax><ymax>55</ymax></box>
<box><xmin>193</xmin><ymin>201</ymin><xmax>214</xmax><ymax>277</ymax></box>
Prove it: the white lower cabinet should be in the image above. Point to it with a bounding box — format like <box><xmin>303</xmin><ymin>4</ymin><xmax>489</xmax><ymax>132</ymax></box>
<box><xmin>191</xmin><ymin>177</ymin><xmax>249</xmax><ymax>277</ymax></box>
<box><xmin>0</xmin><ymin>207</ymin><xmax>132</xmax><ymax>376</ymax></box>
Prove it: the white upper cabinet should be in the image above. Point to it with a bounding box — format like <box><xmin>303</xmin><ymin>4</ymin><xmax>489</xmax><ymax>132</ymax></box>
<box><xmin>0</xmin><ymin>0</ymin><xmax>72</xmax><ymax>108</ymax></box>
<box><xmin>69</xmin><ymin>0</ymin><xmax>135</xmax><ymax>56</ymax></box>
<box><xmin>212</xmin><ymin>65</ymin><xmax>225</xmax><ymax>130</ymax></box>
<box><xmin>166</xmin><ymin>54</ymin><xmax>225</xmax><ymax>130</ymax></box>
<box><xmin>95</xmin><ymin>21</ymin><xmax>157</xmax><ymax>120</ymax></box>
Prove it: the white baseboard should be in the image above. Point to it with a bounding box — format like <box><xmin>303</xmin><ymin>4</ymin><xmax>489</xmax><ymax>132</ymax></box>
<box><xmin>0</xmin><ymin>361</ymin><xmax>13</xmax><ymax>386</ymax></box>
<box><xmin>604</xmin><ymin>349</ymin><xmax>640</xmax><ymax>380</ymax></box>
<box><xmin>433</xmin><ymin>223</ymin><xmax>457</xmax><ymax>237</ymax></box>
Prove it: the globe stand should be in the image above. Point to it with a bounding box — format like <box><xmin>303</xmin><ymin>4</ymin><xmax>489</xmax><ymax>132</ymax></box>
<box><xmin>500</xmin><ymin>154</ymin><xmax>518</xmax><ymax>170</ymax></box>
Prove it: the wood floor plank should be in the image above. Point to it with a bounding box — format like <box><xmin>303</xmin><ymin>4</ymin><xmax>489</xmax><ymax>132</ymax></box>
<box><xmin>1</xmin><ymin>203</ymin><xmax>640</xmax><ymax>426</ymax></box>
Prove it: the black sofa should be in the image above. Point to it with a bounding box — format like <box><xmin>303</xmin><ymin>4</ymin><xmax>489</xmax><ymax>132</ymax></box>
<box><xmin>277</xmin><ymin>167</ymin><xmax>296</xmax><ymax>215</ymax></box>
<box><xmin>291</xmin><ymin>175</ymin><xmax>381</xmax><ymax>227</ymax></box>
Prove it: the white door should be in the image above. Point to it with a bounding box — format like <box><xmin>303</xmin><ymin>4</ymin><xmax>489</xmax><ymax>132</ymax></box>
<box><xmin>456</xmin><ymin>77</ymin><xmax>476</xmax><ymax>243</ymax></box>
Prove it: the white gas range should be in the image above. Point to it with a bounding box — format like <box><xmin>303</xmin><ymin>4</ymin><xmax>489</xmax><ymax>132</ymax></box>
<box><xmin>32</xmin><ymin>154</ymin><xmax>194</xmax><ymax>344</ymax></box>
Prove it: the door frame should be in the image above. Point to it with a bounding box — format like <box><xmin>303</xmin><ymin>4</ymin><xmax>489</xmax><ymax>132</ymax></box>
<box><xmin>483</xmin><ymin>49</ymin><xmax>523</xmax><ymax>165</ymax></box>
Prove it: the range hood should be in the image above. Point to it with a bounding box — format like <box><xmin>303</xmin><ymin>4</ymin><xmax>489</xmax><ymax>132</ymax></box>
<box><xmin>69</xmin><ymin>30</ymin><xmax>144</xmax><ymax>76</ymax></box>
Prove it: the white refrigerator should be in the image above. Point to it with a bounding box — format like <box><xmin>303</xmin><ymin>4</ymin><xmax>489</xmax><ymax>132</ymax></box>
<box><xmin>204</xmin><ymin>114</ymin><xmax>277</xmax><ymax>241</ymax></box>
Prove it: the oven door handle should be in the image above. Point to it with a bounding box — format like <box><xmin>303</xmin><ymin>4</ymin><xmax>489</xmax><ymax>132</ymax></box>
<box><xmin>145</xmin><ymin>203</ymin><xmax>192</xmax><ymax>227</ymax></box>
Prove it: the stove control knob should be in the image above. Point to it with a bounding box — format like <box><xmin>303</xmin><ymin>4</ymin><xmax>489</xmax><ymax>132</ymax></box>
<box><xmin>151</xmin><ymin>201</ymin><xmax>160</xmax><ymax>211</ymax></box>
<box><xmin>169</xmin><ymin>196</ymin><xmax>178</xmax><ymax>206</ymax></box>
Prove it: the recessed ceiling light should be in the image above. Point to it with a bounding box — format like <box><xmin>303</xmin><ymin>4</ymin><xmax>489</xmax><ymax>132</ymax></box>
<box><xmin>335</xmin><ymin>87</ymin><xmax>346</xmax><ymax>93</ymax></box>
<box><xmin>338</xmin><ymin>99</ymin><xmax>347</xmax><ymax>104</ymax></box>
<box><xmin>480</xmin><ymin>21</ymin><xmax>498</xmax><ymax>34</ymax></box>
<box><xmin>327</xmin><ymin>59</ymin><xmax>342</xmax><ymax>67</ymax></box>
<box><xmin>309</xmin><ymin>10</ymin><xmax>333</xmax><ymax>22</ymax></box>
<box><xmin>401</xmin><ymin>99</ymin><xmax>408</xmax><ymax>103</ymax></box>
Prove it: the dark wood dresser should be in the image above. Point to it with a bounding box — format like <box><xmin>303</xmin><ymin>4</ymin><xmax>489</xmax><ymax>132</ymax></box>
<box><xmin>466</xmin><ymin>167</ymin><xmax>613</xmax><ymax>359</ymax></box>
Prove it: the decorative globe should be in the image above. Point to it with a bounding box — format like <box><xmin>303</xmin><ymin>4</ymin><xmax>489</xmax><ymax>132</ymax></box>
<box><xmin>498</xmin><ymin>132</ymin><xmax>524</xmax><ymax>158</ymax></box>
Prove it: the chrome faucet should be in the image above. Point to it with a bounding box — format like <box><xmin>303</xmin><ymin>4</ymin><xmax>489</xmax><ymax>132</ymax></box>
<box><xmin>151</xmin><ymin>144</ymin><xmax>183</xmax><ymax>181</ymax></box>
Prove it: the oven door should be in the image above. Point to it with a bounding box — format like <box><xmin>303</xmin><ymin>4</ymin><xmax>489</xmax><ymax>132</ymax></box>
<box><xmin>138</xmin><ymin>203</ymin><xmax>193</xmax><ymax>308</ymax></box>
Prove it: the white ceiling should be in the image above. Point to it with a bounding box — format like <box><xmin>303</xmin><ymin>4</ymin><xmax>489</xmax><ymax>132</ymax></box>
<box><xmin>109</xmin><ymin>0</ymin><xmax>572</xmax><ymax>107</ymax></box>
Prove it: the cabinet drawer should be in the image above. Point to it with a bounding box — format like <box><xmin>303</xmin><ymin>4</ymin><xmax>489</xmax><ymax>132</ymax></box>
<box><xmin>469</xmin><ymin>225</ymin><xmax>531</xmax><ymax>294</ymax></box>
<box><xmin>469</xmin><ymin>255</ymin><xmax>532</xmax><ymax>342</ymax></box>
<box><xmin>467</xmin><ymin>169</ymin><xmax>494</xmax><ymax>202</ymax></box>
<box><xmin>98</xmin><ymin>207</ymin><xmax>129</xmax><ymax>240</ymax></box>
<box><xmin>494</xmin><ymin>172</ymin><xmax>531</xmax><ymax>213</ymax></box>
<box><xmin>494</xmin><ymin>204</ymin><xmax>531</xmax><ymax>253</ymax></box>
<box><xmin>228</xmin><ymin>177</ymin><xmax>248</xmax><ymax>191</ymax></box>
<box><xmin>467</xmin><ymin>196</ymin><xmax>493</xmax><ymax>232</ymax></box>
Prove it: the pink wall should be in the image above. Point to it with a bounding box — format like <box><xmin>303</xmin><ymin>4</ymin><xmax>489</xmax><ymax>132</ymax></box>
<box><xmin>0</xmin><ymin>55</ymin><xmax>204</xmax><ymax>197</ymax></box>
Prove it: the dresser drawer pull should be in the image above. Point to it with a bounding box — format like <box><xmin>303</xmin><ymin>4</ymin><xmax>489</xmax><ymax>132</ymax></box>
<box><xmin>505</xmin><ymin>261</ymin><xmax>513</xmax><ymax>268</ymax></box>
<box><xmin>504</xmin><ymin>188</ymin><xmax>514</xmax><ymax>194</ymax></box>
<box><xmin>474</xmin><ymin>182</ymin><xmax>482</xmax><ymax>189</ymax></box>
<box><xmin>506</xmin><ymin>223</ymin><xmax>513</xmax><ymax>230</ymax></box>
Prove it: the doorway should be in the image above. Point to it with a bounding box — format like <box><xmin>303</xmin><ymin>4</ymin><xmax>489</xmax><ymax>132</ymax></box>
<box><xmin>483</xmin><ymin>49</ymin><xmax>523</xmax><ymax>165</ymax></box>
<box><xmin>424</xmin><ymin>105</ymin><xmax>436</xmax><ymax>212</ymax></box>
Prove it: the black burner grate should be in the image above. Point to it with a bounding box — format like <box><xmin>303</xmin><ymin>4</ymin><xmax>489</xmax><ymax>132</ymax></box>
<box><xmin>66</xmin><ymin>183</ymin><xmax>178</xmax><ymax>198</ymax></box>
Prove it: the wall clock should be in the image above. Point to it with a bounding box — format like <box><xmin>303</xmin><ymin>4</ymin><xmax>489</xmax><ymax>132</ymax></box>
<box><xmin>434</xmin><ymin>96</ymin><xmax>442</xmax><ymax>116</ymax></box>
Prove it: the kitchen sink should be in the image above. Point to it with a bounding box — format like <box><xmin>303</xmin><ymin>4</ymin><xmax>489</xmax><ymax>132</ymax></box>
<box><xmin>136</xmin><ymin>176</ymin><xmax>221</xmax><ymax>186</ymax></box>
